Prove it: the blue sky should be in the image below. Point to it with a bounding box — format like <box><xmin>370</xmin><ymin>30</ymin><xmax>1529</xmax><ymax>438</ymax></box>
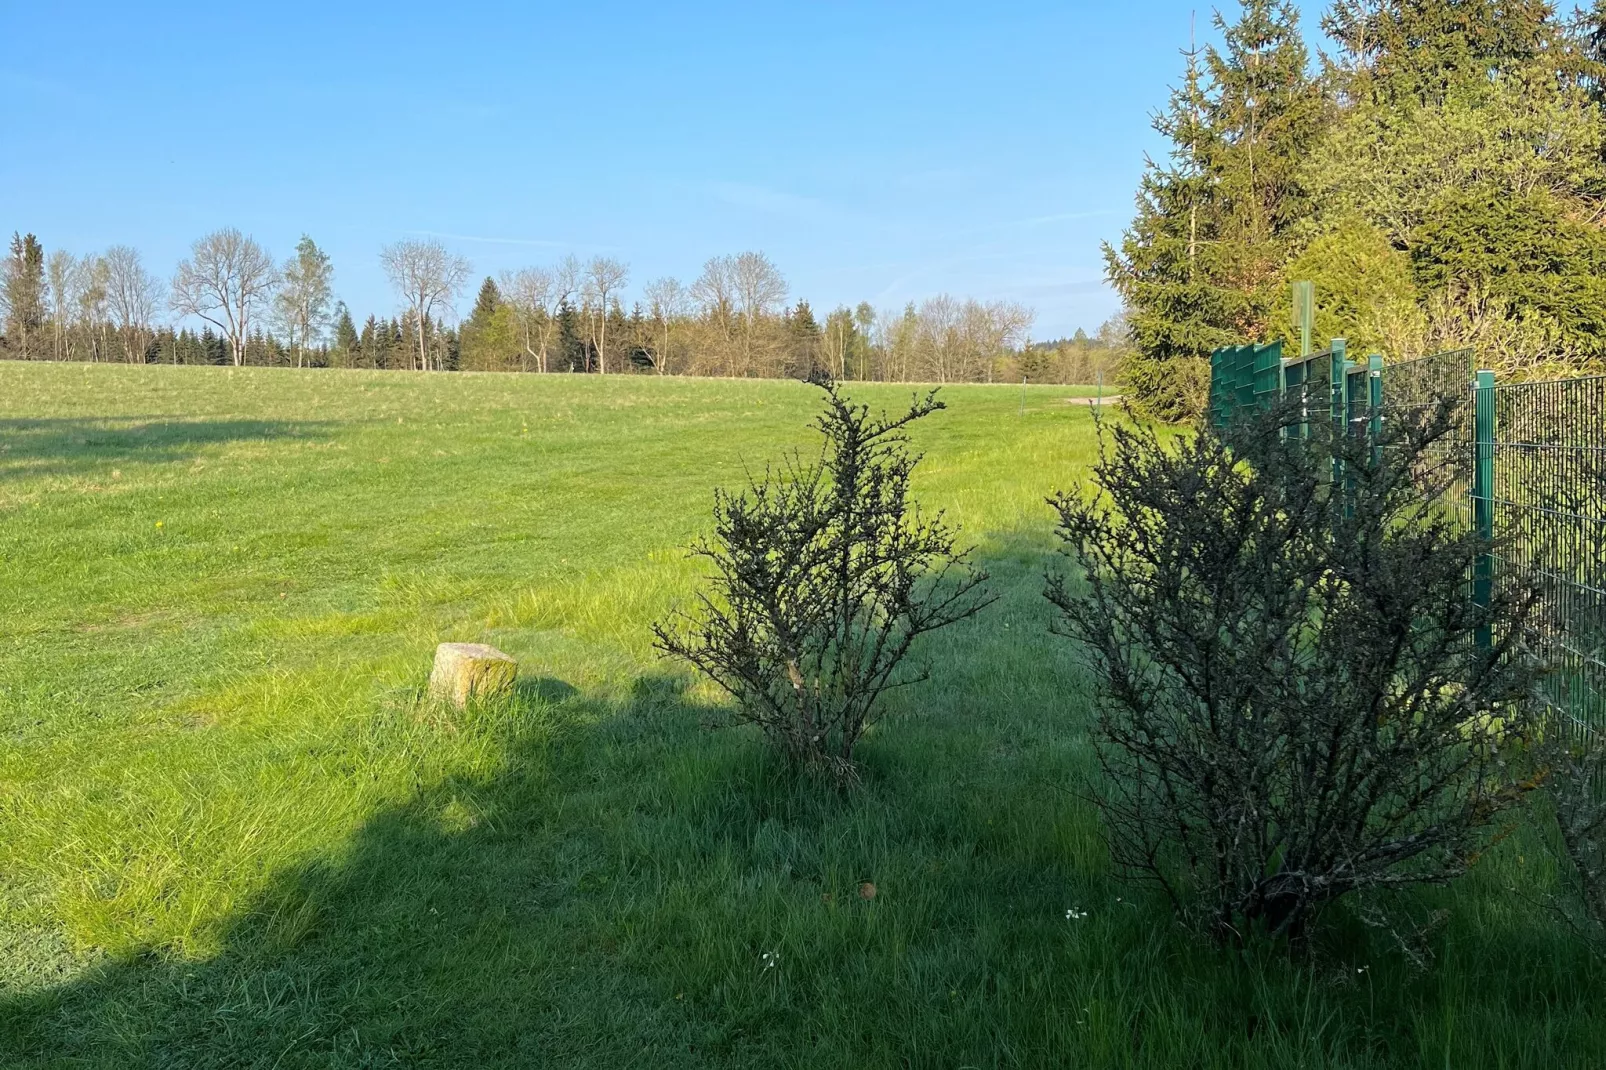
<box><xmin>2</xmin><ymin>1</ymin><xmax>1324</xmax><ymax>339</ymax></box>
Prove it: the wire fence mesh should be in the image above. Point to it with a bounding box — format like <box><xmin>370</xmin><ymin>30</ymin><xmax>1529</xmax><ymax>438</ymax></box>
<box><xmin>1209</xmin><ymin>345</ymin><xmax>1606</xmax><ymax>740</ymax></box>
<box><xmin>1490</xmin><ymin>376</ymin><xmax>1606</xmax><ymax>739</ymax></box>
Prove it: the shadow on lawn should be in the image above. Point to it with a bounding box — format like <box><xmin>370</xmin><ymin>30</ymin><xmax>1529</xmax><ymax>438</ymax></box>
<box><xmin>0</xmin><ymin>416</ymin><xmax>334</xmax><ymax>480</ymax></box>
<box><xmin>0</xmin><ymin>673</ymin><xmax>958</xmax><ymax>1068</ymax></box>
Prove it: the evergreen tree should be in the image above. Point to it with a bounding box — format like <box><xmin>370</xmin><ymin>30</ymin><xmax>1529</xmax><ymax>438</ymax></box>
<box><xmin>1309</xmin><ymin>0</ymin><xmax>1606</xmax><ymax>373</ymax></box>
<box><xmin>332</xmin><ymin>303</ymin><xmax>359</xmax><ymax>368</ymax></box>
<box><xmin>358</xmin><ymin>315</ymin><xmax>379</xmax><ymax>369</ymax></box>
<box><xmin>785</xmin><ymin>299</ymin><xmax>821</xmax><ymax>376</ymax></box>
<box><xmin>1325</xmin><ymin>0</ymin><xmax>1559</xmax><ymax>107</ymax></box>
<box><xmin>555</xmin><ymin>300</ymin><xmax>585</xmax><ymax>371</ymax></box>
<box><xmin>468</xmin><ymin>276</ymin><xmax>501</xmax><ymax>325</ymax></box>
<box><xmin>3</xmin><ymin>232</ymin><xmax>46</xmax><ymax>359</ymax></box>
<box><xmin>460</xmin><ymin>277</ymin><xmax>519</xmax><ymax>371</ymax></box>
<box><xmin>1104</xmin><ymin>25</ymin><xmax>1239</xmax><ymax>420</ymax></box>
<box><xmin>1204</xmin><ymin>0</ymin><xmax>1327</xmax><ymax>333</ymax></box>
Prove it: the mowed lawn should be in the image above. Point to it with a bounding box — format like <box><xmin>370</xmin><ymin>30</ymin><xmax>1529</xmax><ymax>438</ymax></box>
<box><xmin>0</xmin><ymin>363</ymin><xmax>1600</xmax><ymax>1069</ymax></box>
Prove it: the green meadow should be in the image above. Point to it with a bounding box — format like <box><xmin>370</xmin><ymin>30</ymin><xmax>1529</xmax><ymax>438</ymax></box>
<box><xmin>0</xmin><ymin>362</ymin><xmax>1601</xmax><ymax>1068</ymax></box>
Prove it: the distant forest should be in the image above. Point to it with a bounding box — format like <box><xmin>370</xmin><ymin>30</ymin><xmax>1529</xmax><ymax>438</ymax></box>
<box><xmin>0</xmin><ymin>231</ymin><xmax>1125</xmax><ymax>385</ymax></box>
<box><xmin>1109</xmin><ymin>0</ymin><xmax>1606</xmax><ymax>420</ymax></box>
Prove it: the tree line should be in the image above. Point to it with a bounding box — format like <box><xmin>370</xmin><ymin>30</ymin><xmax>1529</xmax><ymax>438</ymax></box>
<box><xmin>1110</xmin><ymin>0</ymin><xmax>1606</xmax><ymax>419</ymax></box>
<box><xmin>0</xmin><ymin>230</ymin><xmax>1113</xmax><ymax>384</ymax></box>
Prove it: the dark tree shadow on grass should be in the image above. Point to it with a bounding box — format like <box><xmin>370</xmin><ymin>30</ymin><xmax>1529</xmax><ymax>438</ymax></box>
<box><xmin>0</xmin><ymin>417</ymin><xmax>336</xmax><ymax>481</ymax></box>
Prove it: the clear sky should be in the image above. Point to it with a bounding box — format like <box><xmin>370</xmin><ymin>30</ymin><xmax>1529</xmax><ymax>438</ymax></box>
<box><xmin>1</xmin><ymin>1</ymin><xmax>1323</xmax><ymax>339</ymax></box>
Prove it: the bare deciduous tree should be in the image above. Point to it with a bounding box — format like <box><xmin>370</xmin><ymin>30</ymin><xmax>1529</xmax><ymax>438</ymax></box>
<box><xmin>500</xmin><ymin>255</ymin><xmax>579</xmax><ymax>372</ymax></box>
<box><xmin>499</xmin><ymin>267</ymin><xmax>553</xmax><ymax>373</ymax></box>
<box><xmin>732</xmin><ymin>251</ymin><xmax>786</xmax><ymax>373</ymax></box>
<box><xmin>960</xmin><ymin>299</ymin><xmax>1033</xmax><ymax>383</ymax></box>
<box><xmin>692</xmin><ymin>255</ymin><xmax>738</xmax><ymax>373</ymax></box>
<box><xmin>914</xmin><ymin>294</ymin><xmax>961</xmax><ymax>383</ymax></box>
<box><xmin>77</xmin><ymin>254</ymin><xmax>110</xmax><ymax>362</ymax></box>
<box><xmin>274</xmin><ymin>235</ymin><xmax>334</xmax><ymax>369</ymax></box>
<box><xmin>643</xmin><ymin>276</ymin><xmax>688</xmax><ymax>374</ymax></box>
<box><xmin>379</xmin><ymin>238</ymin><xmax>470</xmax><ymax>371</ymax></box>
<box><xmin>583</xmin><ymin>256</ymin><xmax>629</xmax><ymax>374</ymax></box>
<box><xmin>46</xmin><ymin>250</ymin><xmax>75</xmax><ymax>361</ymax></box>
<box><xmin>104</xmin><ymin>245</ymin><xmax>163</xmax><ymax>363</ymax></box>
<box><xmin>171</xmin><ymin>228</ymin><xmax>279</xmax><ymax>367</ymax></box>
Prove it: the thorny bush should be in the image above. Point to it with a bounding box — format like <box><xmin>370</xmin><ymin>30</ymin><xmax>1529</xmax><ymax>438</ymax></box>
<box><xmin>655</xmin><ymin>375</ymin><xmax>992</xmax><ymax>786</ymax></box>
<box><xmin>1047</xmin><ymin>396</ymin><xmax>1546</xmax><ymax>943</ymax></box>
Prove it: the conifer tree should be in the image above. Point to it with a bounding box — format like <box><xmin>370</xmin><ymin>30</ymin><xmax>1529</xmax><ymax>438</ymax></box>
<box><xmin>1104</xmin><ymin>25</ymin><xmax>1239</xmax><ymax>420</ymax></box>
<box><xmin>332</xmin><ymin>303</ymin><xmax>358</xmax><ymax>367</ymax></box>
<box><xmin>1311</xmin><ymin>0</ymin><xmax>1606</xmax><ymax>373</ymax></box>
<box><xmin>468</xmin><ymin>276</ymin><xmax>501</xmax><ymax>325</ymax></box>
<box><xmin>1205</xmin><ymin>0</ymin><xmax>1326</xmax><ymax>334</ymax></box>
<box><xmin>3</xmin><ymin>232</ymin><xmax>46</xmax><ymax>359</ymax></box>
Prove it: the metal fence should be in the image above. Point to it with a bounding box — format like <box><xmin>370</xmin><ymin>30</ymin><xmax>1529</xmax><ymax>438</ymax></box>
<box><xmin>1488</xmin><ymin>375</ymin><xmax>1606</xmax><ymax>738</ymax></box>
<box><xmin>1208</xmin><ymin>341</ymin><xmax>1606</xmax><ymax>739</ymax></box>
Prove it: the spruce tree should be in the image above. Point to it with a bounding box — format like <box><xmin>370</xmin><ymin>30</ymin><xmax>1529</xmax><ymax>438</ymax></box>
<box><xmin>468</xmin><ymin>276</ymin><xmax>500</xmax><ymax>326</ymax></box>
<box><xmin>4</xmin><ymin>233</ymin><xmax>46</xmax><ymax>359</ymax></box>
<box><xmin>1325</xmin><ymin>0</ymin><xmax>1559</xmax><ymax>107</ymax></box>
<box><xmin>332</xmin><ymin>303</ymin><xmax>359</xmax><ymax>368</ymax></box>
<box><xmin>1104</xmin><ymin>26</ymin><xmax>1239</xmax><ymax>420</ymax></box>
<box><xmin>1205</xmin><ymin>0</ymin><xmax>1327</xmax><ymax>335</ymax></box>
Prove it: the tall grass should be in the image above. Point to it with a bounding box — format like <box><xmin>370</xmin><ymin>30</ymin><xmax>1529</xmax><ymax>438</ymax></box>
<box><xmin>0</xmin><ymin>363</ymin><xmax>1601</xmax><ymax>1067</ymax></box>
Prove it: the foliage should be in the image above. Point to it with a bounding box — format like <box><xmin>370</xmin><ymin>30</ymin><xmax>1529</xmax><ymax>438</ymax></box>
<box><xmin>654</xmin><ymin>376</ymin><xmax>992</xmax><ymax>783</ymax></box>
<box><xmin>1276</xmin><ymin>216</ymin><xmax>1424</xmax><ymax>360</ymax></box>
<box><xmin>1047</xmin><ymin>399</ymin><xmax>1546</xmax><ymax>941</ymax></box>
<box><xmin>1411</xmin><ymin>184</ymin><xmax>1606</xmax><ymax>375</ymax></box>
<box><xmin>1117</xmin><ymin>0</ymin><xmax>1606</xmax><ymax>409</ymax></box>
<box><xmin>1103</xmin><ymin>26</ymin><xmax>1241</xmax><ymax>420</ymax></box>
<box><xmin>273</xmin><ymin>235</ymin><xmax>335</xmax><ymax>369</ymax></box>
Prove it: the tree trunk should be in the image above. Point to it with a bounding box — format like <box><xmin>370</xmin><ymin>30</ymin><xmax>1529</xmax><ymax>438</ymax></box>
<box><xmin>417</xmin><ymin>301</ymin><xmax>428</xmax><ymax>371</ymax></box>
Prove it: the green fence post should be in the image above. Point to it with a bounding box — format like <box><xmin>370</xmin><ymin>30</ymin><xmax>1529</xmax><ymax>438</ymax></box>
<box><xmin>1472</xmin><ymin>369</ymin><xmax>1496</xmax><ymax>649</ymax></box>
<box><xmin>1237</xmin><ymin>345</ymin><xmax>1255</xmax><ymax>416</ymax></box>
<box><xmin>1210</xmin><ymin>347</ymin><xmax>1224</xmax><ymax>427</ymax></box>
<box><xmin>1329</xmin><ymin>338</ymin><xmax>1347</xmax><ymax>485</ymax></box>
<box><xmin>1293</xmin><ymin>279</ymin><xmax>1314</xmax><ymax>358</ymax></box>
<box><xmin>1368</xmin><ymin>354</ymin><xmax>1383</xmax><ymax>466</ymax></box>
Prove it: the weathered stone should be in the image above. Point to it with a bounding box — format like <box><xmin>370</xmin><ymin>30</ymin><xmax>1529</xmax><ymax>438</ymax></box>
<box><xmin>428</xmin><ymin>642</ymin><xmax>517</xmax><ymax>707</ymax></box>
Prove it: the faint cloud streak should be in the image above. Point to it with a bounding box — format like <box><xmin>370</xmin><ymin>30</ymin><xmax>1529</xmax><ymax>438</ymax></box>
<box><xmin>408</xmin><ymin>230</ymin><xmax>571</xmax><ymax>248</ymax></box>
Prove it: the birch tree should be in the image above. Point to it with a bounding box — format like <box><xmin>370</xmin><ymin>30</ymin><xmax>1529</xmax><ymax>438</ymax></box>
<box><xmin>643</xmin><ymin>276</ymin><xmax>688</xmax><ymax>374</ymax></box>
<box><xmin>499</xmin><ymin>267</ymin><xmax>552</xmax><ymax>372</ymax></box>
<box><xmin>77</xmin><ymin>254</ymin><xmax>110</xmax><ymax>362</ymax></box>
<box><xmin>275</xmin><ymin>235</ymin><xmax>334</xmax><ymax>368</ymax></box>
<box><xmin>732</xmin><ymin>251</ymin><xmax>786</xmax><ymax>374</ymax></box>
<box><xmin>46</xmin><ymin>250</ymin><xmax>74</xmax><ymax>361</ymax></box>
<box><xmin>171</xmin><ymin>228</ymin><xmax>279</xmax><ymax>367</ymax></box>
<box><xmin>379</xmin><ymin>238</ymin><xmax>470</xmax><ymax>371</ymax></box>
<box><xmin>583</xmin><ymin>256</ymin><xmax>629</xmax><ymax>374</ymax></box>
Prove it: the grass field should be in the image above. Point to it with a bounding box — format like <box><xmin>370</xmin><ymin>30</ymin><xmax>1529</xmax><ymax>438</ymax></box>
<box><xmin>0</xmin><ymin>362</ymin><xmax>1601</xmax><ymax>1068</ymax></box>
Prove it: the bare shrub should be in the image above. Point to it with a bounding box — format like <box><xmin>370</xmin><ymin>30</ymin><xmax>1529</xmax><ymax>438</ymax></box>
<box><xmin>654</xmin><ymin>375</ymin><xmax>993</xmax><ymax>784</ymax></box>
<box><xmin>1047</xmin><ymin>398</ymin><xmax>1545</xmax><ymax>942</ymax></box>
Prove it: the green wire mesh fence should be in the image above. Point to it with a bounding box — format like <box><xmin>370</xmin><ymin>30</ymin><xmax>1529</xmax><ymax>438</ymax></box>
<box><xmin>1208</xmin><ymin>342</ymin><xmax>1606</xmax><ymax>740</ymax></box>
<box><xmin>1489</xmin><ymin>375</ymin><xmax>1606</xmax><ymax>739</ymax></box>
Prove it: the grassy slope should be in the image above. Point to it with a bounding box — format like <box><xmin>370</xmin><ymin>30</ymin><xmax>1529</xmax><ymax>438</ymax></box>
<box><xmin>0</xmin><ymin>363</ymin><xmax>1599</xmax><ymax>1068</ymax></box>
